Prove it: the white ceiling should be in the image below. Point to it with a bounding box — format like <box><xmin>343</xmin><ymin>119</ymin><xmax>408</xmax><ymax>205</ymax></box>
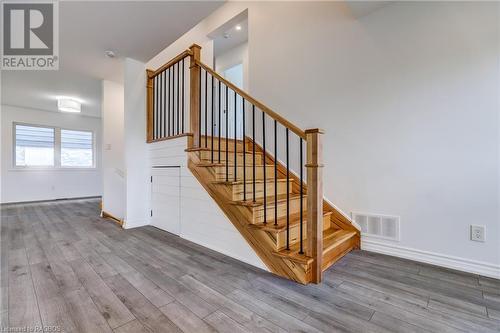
<box><xmin>213</xmin><ymin>18</ymin><xmax>248</xmax><ymax>58</ymax></box>
<box><xmin>2</xmin><ymin>70</ymin><xmax>103</xmax><ymax>117</ymax></box>
<box><xmin>1</xmin><ymin>1</ymin><xmax>224</xmax><ymax>118</ymax></box>
<box><xmin>58</xmin><ymin>1</ymin><xmax>223</xmax><ymax>82</ymax></box>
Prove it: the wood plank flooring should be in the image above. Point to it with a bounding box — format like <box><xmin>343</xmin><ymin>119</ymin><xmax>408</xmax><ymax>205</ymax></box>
<box><xmin>1</xmin><ymin>199</ymin><xmax>499</xmax><ymax>332</ymax></box>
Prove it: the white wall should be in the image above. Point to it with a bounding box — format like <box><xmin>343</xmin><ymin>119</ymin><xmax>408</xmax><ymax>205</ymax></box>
<box><xmin>148</xmin><ymin>136</ymin><xmax>267</xmax><ymax>270</ymax></box>
<box><xmin>215</xmin><ymin>42</ymin><xmax>249</xmax><ymax>91</ymax></box>
<box><xmin>251</xmin><ymin>1</ymin><xmax>499</xmax><ymax>277</ymax></box>
<box><xmin>102</xmin><ymin>80</ymin><xmax>125</xmax><ymax>219</ymax></box>
<box><xmin>146</xmin><ymin>2</ymin><xmax>500</xmax><ymax>277</ymax></box>
<box><xmin>123</xmin><ymin>58</ymin><xmax>149</xmax><ymax>229</ymax></box>
<box><xmin>0</xmin><ymin>105</ymin><xmax>102</xmax><ymax>203</ymax></box>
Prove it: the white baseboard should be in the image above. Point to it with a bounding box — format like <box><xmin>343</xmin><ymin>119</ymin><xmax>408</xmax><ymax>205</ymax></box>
<box><xmin>123</xmin><ymin>218</ymin><xmax>149</xmax><ymax>229</ymax></box>
<box><xmin>362</xmin><ymin>237</ymin><xmax>500</xmax><ymax>279</ymax></box>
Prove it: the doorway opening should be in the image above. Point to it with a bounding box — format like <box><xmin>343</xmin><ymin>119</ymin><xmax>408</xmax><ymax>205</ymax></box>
<box><xmin>208</xmin><ymin>10</ymin><xmax>248</xmax><ymax>139</ymax></box>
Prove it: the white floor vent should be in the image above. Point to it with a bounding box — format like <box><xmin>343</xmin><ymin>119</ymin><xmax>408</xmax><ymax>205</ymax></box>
<box><xmin>352</xmin><ymin>212</ymin><xmax>400</xmax><ymax>241</ymax></box>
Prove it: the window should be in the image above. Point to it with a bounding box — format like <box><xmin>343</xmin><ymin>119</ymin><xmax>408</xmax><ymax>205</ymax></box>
<box><xmin>61</xmin><ymin>129</ymin><xmax>93</xmax><ymax>167</ymax></box>
<box><xmin>15</xmin><ymin>124</ymin><xmax>55</xmax><ymax>167</ymax></box>
<box><xmin>14</xmin><ymin>123</ymin><xmax>95</xmax><ymax>168</ymax></box>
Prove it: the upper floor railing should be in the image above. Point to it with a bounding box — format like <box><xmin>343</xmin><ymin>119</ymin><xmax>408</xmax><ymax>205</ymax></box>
<box><xmin>146</xmin><ymin>50</ymin><xmax>191</xmax><ymax>142</ymax></box>
<box><xmin>146</xmin><ymin>44</ymin><xmax>325</xmax><ymax>283</ymax></box>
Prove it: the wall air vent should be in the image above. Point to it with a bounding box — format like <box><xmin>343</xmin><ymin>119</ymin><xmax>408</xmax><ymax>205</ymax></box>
<box><xmin>351</xmin><ymin>212</ymin><xmax>400</xmax><ymax>241</ymax></box>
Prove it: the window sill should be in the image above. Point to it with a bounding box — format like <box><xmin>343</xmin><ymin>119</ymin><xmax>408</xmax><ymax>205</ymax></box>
<box><xmin>8</xmin><ymin>167</ymin><xmax>98</xmax><ymax>172</ymax></box>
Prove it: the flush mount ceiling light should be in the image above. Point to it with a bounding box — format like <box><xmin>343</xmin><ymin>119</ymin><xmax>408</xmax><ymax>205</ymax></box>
<box><xmin>105</xmin><ymin>50</ymin><xmax>116</xmax><ymax>58</ymax></box>
<box><xmin>235</xmin><ymin>24</ymin><xmax>242</xmax><ymax>31</ymax></box>
<box><xmin>57</xmin><ymin>98</ymin><xmax>81</xmax><ymax>113</ymax></box>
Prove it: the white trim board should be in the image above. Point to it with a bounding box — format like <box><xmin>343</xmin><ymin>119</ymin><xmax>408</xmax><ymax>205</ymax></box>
<box><xmin>123</xmin><ymin>218</ymin><xmax>149</xmax><ymax>229</ymax></box>
<box><xmin>362</xmin><ymin>238</ymin><xmax>500</xmax><ymax>279</ymax></box>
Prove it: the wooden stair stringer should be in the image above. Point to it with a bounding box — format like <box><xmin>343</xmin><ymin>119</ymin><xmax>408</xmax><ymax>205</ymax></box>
<box><xmin>187</xmin><ymin>157</ymin><xmax>311</xmax><ymax>284</ymax></box>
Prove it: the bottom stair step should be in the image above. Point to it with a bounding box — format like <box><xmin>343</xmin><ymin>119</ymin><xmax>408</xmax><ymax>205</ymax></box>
<box><xmin>272</xmin><ymin>229</ymin><xmax>358</xmax><ymax>268</ymax></box>
<box><xmin>248</xmin><ymin>211</ymin><xmax>332</xmax><ymax>250</ymax></box>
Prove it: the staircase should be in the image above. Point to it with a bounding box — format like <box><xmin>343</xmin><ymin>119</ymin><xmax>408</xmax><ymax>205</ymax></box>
<box><xmin>145</xmin><ymin>45</ymin><xmax>360</xmax><ymax>284</ymax></box>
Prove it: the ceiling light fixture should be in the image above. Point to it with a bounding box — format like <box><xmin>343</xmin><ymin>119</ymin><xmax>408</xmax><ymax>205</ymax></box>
<box><xmin>235</xmin><ymin>25</ymin><xmax>242</xmax><ymax>31</ymax></box>
<box><xmin>105</xmin><ymin>50</ymin><xmax>116</xmax><ymax>58</ymax></box>
<box><xmin>57</xmin><ymin>98</ymin><xmax>81</xmax><ymax>113</ymax></box>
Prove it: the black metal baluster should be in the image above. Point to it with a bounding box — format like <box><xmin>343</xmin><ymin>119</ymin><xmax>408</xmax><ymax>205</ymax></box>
<box><xmin>171</xmin><ymin>64</ymin><xmax>174</xmax><ymax>135</ymax></box>
<box><xmin>211</xmin><ymin>74</ymin><xmax>214</xmax><ymax>163</ymax></box>
<box><xmin>160</xmin><ymin>71</ymin><xmax>164</xmax><ymax>138</ymax></box>
<box><xmin>274</xmin><ymin>120</ymin><xmax>278</xmax><ymax>226</ymax></box>
<box><xmin>182</xmin><ymin>58</ymin><xmax>185</xmax><ymax>133</ymax></box>
<box><xmin>225</xmin><ymin>85</ymin><xmax>229</xmax><ymax>182</ymax></box>
<box><xmin>286</xmin><ymin>128</ymin><xmax>290</xmax><ymax>250</ymax></box>
<box><xmin>252</xmin><ymin>105</ymin><xmax>256</xmax><ymax>202</ymax></box>
<box><xmin>154</xmin><ymin>75</ymin><xmax>158</xmax><ymax>140</ymax></box>
<box><xmin>172</xmin><ymin>65</ymin><xmax>175</xmax><ymax>136</ymax></box>
<box><xmin>242</xmin><ymin>98</ymin><xmax>246</xmax><ymax>201</ymax></box>
<box><xmin>299</xmin><ymin>137</ymin><xmax>304</xmax><ymax>254</ymax></box>
<box><xmin>171</xmin><ymin>64</ymin><xmax>175</xmax><ymax>136</ymax></box>
<box><xmin>158</xmin><ymin>73</ymin><xmax>161</xmax><ymax>139</ymax></box>
<box><xmin>177</xmin><ymin>62</ymin><xmax>180</xmax><ymax>135</ymax></box>
<box><xmin>218</xmin><ymin>80</ymin><xmax>221</xmax><ymax>163</ymax></box>
<box><xmin>205</xmin><ymin>70</ymin><xmax>208</xmax><ymax>147</ymax></box>
<box><xmin>234</xmin><ymin>91</ymin><xmax>237</xmax><ymax>182</ymax></box>
<box><xmin>262</xmin><ymin>111</ymin><xmax>267</xmax><ymax>224</ymax></box>
<box><xmin>167</xmin><ymin>68</ymin><xmax>170</xmax><ymax>137</ymax></box>
<box><xmin>198</xmin><ymin>68</ymin><xmax>202</xmax><ymax>147</ymax></box>
<box><xmin>166</xmin><ymin>70</ymin><xmax>170</xmax><ymax>138</ymax></box>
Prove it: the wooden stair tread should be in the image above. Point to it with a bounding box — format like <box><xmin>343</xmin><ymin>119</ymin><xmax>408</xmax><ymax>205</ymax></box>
<box><xmin>230</xmin><ymin>193</ymin><xmax>304</xmax><ymax>207</ymax></box>
<box><xmin>215</xmin><ymin>164</ymin><xmax>272</xmax><ymax>167</ymax></box>
<box><xmin>249</xmin><ymin>211</ymin><xmax>332</xmax><ymax>232</ymax></box>
<box><xmin>273</xmin><ymin>229</ymin><xmax>357</xmax><ymax>265</ymax></box>
<box><xmin>323</xmin><ymin>229</ymin><xmax>357</xmax><ymax>251</ymax></box>
<box><xmin>212</xmin><ymin>179</ymin><xmax>292</xmax><ymax>185</ymax></box>
<box><xmin>197</xmin><ymin>162</ymin><xmax>272</xmax><ymax>168</ymax></box>
<box><xmin>187</xmin><ymin>147</ymin><xmax>263</xmax><ymax>155</ymax></box>
<box><xmin>203</xmin><ymin>137</ymin><xmax>247</xmax><ymax>142</ymax></box>
<box><xmin>195</xmin><ymin>162</ymin><xmax>225</xmax><ymax>167</ymax></box>
<box><xmin>185</xmin><ymin>147</ymin><xmax>211</xmax><ymax>152</ymax></box>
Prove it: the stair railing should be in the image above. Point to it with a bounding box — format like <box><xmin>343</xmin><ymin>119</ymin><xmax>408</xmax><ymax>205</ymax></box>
<box><xmin>146</xmin><ymin>50</ymin><xmax>191</xmax><ymax>143</ymax></box>
<box><xmin>146</xmin><ymin>44</ymin><xmax>324</xmax><ymax>283</ymax></box>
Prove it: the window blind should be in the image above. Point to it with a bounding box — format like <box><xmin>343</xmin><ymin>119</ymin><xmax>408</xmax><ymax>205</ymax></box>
<box><xmin>61</xmin><ymin>130</ymin><xmax>93</xmax><ymax>149</ymax></box>
<box><xmin>15</xmin><ymin>125</ymin><xmax>55</xmax><ymax>148</ymax></box>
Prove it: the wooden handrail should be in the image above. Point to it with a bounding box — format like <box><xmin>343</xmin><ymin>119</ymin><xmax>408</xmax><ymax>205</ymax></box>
<box><xmin>147</xmin><ymin>50</ymin><xmax>192</xmax><ymax>78</ymax></box>
<box><xmin>195</xmin><ymin>60</ymin><xmax>307</xmax><ymax>140</ymax></box>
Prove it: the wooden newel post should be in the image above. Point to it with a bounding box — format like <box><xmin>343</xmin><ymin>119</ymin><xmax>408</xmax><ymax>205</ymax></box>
<box><xmin>146</xmin><ymin>69</ymin><xmax>154</xmax><ymax>143</ymax></box>
<box><xmin>189</xmin><ymin>44</ymin><xmax>202</xmax><ymax>148</ymax></box>
<box><xmin>305</xmin><ymin>128</ymin><xmax>324</xmax><ymax>283</ymax></box>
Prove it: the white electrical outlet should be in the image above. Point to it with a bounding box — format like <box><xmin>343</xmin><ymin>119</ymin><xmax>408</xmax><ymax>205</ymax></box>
<box><xmin>470</xmin><ymin>225</ymin><xmax>485</xmax><ymax>242</ymax></box>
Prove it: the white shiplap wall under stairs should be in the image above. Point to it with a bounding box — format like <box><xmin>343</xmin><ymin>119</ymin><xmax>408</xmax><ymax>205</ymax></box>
<box><xmin>148</xmin><ymin>136</ymin><xmax>268</xmax><ymax>270</ymax></box>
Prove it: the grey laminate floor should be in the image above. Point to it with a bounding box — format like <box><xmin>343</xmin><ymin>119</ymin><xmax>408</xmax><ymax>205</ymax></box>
<box><xmin>1</xmin><ymin>199</ymin><xmax>499</xmax><ymax>333</ymax></box>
